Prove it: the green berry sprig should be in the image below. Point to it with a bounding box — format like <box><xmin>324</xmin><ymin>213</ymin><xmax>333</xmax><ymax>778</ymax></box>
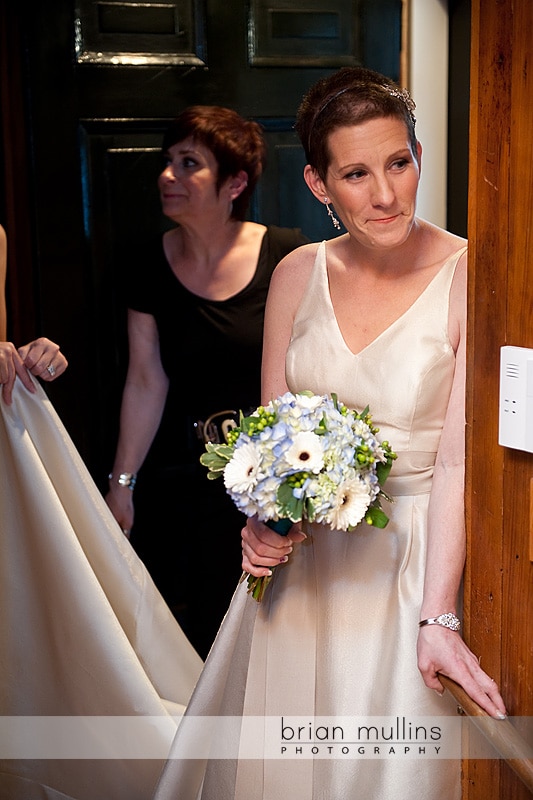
<box><xmin>240</xmin><ymin>406</ymin><xmax>278</xmax><ymax>437</ymax></box>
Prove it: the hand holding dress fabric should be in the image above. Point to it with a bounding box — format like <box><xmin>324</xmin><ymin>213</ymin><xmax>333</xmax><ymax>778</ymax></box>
<box><xmin>18</xmin><ymin>336</ymin><xmax>68</xmax><ymax>381</ymax></box>
<box><xmin>0</xmin><ymin>337</ymin><xmax>67</xmax><ymax>404</ymax></box>
<box><xmin>0</xmin><ymin>341</ymin><xmax>35</xmax><ymax>404</ymax></box>
<box><xmin>0</xmin><ymin>224</ymin><xmax>68</xmax><ymax>403</ymax></box>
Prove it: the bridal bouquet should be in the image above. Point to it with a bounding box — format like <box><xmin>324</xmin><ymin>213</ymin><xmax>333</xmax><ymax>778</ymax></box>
<box><xmin>200</xmin><ymin>391</ymin><xmax>396</xmax><ymax>601</ymax></box>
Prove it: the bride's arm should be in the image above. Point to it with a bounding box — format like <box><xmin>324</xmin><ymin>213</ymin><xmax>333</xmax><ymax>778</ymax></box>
<box><xmin>417</xmin><ymin>252</ymin><xmax>506</xmax><ymax>718</ymax></box>
<box><xmin>242</xmin><ymin>244</ymin><xmax>317</xmax><ymax>573</ymax></box>
<box><xmin>260</xmin><ymin>243</ymin><xmax>318</xmax><ymax>403</ymax></box>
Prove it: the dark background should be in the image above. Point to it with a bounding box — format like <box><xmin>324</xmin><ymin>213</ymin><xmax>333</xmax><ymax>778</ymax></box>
<box><xmin>0</xmin><ymin>0</ymin><xmax>470</xmax><ymax>487</ymax></box>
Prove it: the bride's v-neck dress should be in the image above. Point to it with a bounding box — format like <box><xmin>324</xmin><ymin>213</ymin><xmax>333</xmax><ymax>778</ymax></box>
<box><xmin>154</xmin><ymin>242</ymin><xmax>466</xmax><ymax>800</ymax></box>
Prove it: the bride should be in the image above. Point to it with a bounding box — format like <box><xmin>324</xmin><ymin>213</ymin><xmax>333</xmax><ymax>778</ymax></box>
<box><xmin>152</xmin><ymin>67</ymin><xmax>506</xmax><ymax>800</ymax></box>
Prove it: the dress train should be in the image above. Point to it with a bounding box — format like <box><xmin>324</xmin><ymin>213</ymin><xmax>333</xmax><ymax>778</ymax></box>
<box><xmin>0</xmin><ymin>379</ymin><xmax>203</xmax><ymax>800</ymax></box>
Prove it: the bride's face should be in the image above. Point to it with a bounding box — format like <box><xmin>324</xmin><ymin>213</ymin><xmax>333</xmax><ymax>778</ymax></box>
<box><xmin>309</xmin><ymin>116</ymin><xmax>422</xmax><ymax>251</ymax></box>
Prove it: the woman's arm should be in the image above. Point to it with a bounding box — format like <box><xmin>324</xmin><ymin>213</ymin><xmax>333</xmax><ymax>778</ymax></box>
<box><xmin>417</xmin><ymin>252</ymin><xmax>506</xmax><ymax>718</ymax></box>
<box><xmin>105</xmin><ymin>309</ymin><xmax>169</xmax><ymax>534</ymax></box>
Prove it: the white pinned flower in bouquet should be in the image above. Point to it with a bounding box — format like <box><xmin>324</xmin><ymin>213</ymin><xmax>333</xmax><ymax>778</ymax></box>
<box><xmin>200</xmin><ymin>391</ymin><xmax>396</xmax><ymax>601</ymax></box>
<box><xmin>223</xmin><ymin>441</ymin><xmax>263</xmax><ymax>493</ymax></box>
<box><xmin>284</xmin><ymin>431</ymin><xmax>324</xmax><ymax>473</ymax></box>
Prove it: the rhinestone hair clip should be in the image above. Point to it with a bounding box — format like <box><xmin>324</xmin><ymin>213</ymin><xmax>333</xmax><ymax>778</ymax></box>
<box><xmin>383</xmin><ymin>86</ymin><xmax>417</xmax><ymax>126</ymax></box>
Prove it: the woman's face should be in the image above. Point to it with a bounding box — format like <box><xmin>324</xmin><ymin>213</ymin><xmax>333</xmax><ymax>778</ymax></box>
<box><xmin>158</xmin><ymin>137</ymin><xmax>226</xmax><ymax>222</ymax></box>
<box><xmin>307</xmin><ymin>116</ymin><xmax>422</xmax><ymax>251</ymax></box>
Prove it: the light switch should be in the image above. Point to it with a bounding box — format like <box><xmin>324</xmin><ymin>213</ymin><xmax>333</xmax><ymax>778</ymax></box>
<box><xmin>499</xmin><ymin>345</ymin><xmax>533</xmax><ymax>453</ymax></box>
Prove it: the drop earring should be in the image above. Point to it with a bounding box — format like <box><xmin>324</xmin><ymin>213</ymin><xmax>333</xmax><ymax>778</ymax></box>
<box><xmin>324</xmin><ymin>198</ymin><xmax>341</xmax><ymax>230</ymax></box>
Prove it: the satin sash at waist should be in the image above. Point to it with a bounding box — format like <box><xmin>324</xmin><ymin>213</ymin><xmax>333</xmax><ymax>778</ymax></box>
<box><xmin>383</xmin><ymin>451</ymin><xmax>436</xmax><ymax>496</ymax></box>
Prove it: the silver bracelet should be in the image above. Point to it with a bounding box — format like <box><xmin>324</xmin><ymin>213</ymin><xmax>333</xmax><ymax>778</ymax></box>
<box><xmin>419</xmin><ymin>613</ymin><xmax>461</xmax><ymax>632</ymax></box>
<box><xmin>108</xmin><ymin>472</ymin><xmax>137</xmax><ymax>491</ymax></box>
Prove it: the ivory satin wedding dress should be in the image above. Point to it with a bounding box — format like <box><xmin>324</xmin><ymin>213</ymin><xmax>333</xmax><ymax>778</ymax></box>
<box><xmin>153</xmin><ymin>243</ymin><xmax>466</xmax><ymax>800</ymax></box>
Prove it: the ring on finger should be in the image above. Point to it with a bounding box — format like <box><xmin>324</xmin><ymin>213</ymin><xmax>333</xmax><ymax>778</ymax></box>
<box><xmin>46</xmin><ymin>363</ymin><xmax>56</xmax><ymax>377</ymax></box>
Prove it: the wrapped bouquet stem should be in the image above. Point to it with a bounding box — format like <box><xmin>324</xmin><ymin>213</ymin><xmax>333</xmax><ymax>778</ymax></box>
<box><xmin>200</xmin><ymin>391</ymin><xmax>396</xmax><ymax>602</ymax></box>
<box><xmin>243</xmin><ymin>517</ymin><xmax>294</xmax><ymax>602</ymax></box>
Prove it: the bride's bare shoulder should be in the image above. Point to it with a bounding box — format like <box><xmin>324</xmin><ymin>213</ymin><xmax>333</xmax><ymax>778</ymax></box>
<box><xmin>418</xmin><ymin>218</ymin><xmax>467</xmax><ymax>253</ymax></box>
<box><xmin>271</xmin><ymin>240</ymin><xmax>322</xmax><ymax>286</ymax></box>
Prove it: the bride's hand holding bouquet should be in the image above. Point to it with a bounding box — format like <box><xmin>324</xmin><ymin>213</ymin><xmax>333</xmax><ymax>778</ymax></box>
<box><xmin>240</xmin><ymin>514</ymin><xmax>306</xmax><ymax>589</ymax></box>
<box><xmin>200</xmin><ymin>391</ymin><xmax>396</xmax><ymax>602</ymax></box>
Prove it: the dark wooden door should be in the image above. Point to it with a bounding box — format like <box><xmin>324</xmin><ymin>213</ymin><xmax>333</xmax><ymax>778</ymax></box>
<box><xmin>1</xmin><ymin>0</ymin><xmax>403</xmax><ymax>483</ymax></box>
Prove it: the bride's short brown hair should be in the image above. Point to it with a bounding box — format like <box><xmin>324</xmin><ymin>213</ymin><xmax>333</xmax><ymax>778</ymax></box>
<box><xmin>296</xmin><ymin>67</ymin><xmax>417</xmax><ymax>180</ymax></box>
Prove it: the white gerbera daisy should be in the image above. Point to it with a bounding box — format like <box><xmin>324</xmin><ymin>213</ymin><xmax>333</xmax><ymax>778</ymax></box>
<box><xmin>284</xmin><ymin>431</ymin><xmax>324</xmax><ymax>473</ymax></box>
<box><xmin>326</xmin><ymin>478</ymin><xmax>372</xmax><ymax>530</ymax></box>
<box><xmin>224</xmin><ymin>442</ymin><xmax>262</xmax><ymax>493</ymax></box>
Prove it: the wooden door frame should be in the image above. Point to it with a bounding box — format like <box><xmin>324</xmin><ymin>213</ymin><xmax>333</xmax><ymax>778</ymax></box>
<box><xmin>465</xmin><ymin>0</ymin><xmax>533</xmax><ymax>797</ymax></box>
